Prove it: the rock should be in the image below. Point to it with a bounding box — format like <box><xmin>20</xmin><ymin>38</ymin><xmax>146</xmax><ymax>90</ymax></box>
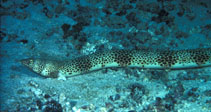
<box><xmin>44</xmin><ymin>100</ymin><xmax>63</xmax><ymax>112</ymax></box>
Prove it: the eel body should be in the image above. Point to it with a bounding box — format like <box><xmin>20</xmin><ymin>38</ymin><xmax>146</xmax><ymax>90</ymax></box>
<box><xmin>21</xmin><ymin>48</ymin><xmax>211</xmax><ymax>78</ymax></box>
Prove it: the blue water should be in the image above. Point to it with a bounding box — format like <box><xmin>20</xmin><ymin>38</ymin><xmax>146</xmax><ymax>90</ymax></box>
<box><xmin>0</xmin><ymin>0</ymin><xmax>211</xmax><ymax>111</ymax></box>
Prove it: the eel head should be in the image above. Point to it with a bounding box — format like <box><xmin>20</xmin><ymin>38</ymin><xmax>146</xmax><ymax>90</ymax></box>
<box><xmin>21</xmin><ymin>58</ymin><xmax>60</xmax><ymax>78</ymax></box>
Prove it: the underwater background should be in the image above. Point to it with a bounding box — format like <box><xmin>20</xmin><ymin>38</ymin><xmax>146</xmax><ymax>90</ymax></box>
<box><xmin>0</xmin><ymin>0</ymin><xmax>211</xmax><ymax>111</ymax></box>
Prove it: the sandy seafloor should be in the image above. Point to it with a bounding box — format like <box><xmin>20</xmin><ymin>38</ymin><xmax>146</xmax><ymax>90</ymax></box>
<box><xmin>0</xmin><ymin>0</ymin><xmax>211</xmax><ymax>111</ymax></box>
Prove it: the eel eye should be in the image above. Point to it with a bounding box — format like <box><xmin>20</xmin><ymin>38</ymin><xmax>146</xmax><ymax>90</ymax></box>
<box><xmin>29</xmin><ymin>59</ymin><xmax>33</xmax><ymax>63</ymax></box>
<box><xmin>21</xmin><ymin>58</ymin><xmax>34</xmax><ymax>66</ymax></box>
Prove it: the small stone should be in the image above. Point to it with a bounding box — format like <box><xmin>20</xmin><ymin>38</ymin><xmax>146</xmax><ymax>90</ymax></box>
<box><xmin>158</xmin><ymin>9</ymin><xmax>169</xmax><ymax>17</ymax></box>
<box><xmin>186</xmin><ymin>13</ymin><xmax>195</xmax><ymax>21</ymax></box>
<box><xmin>18</xmin><ymin>39</ymin><xmax>28</xmax><ymax>44</ymax></box>
<box><xmin>105</xmin><ymin>102</ymin><xmax>113</xmax><ymax>108</ymax></box>
<box><xmin>43</xmin><ymin>7</ymin><xmax>53</xmax><ymax>18</ymax></box>
<box><xmin>15</xmin><ymin>11</ymin><xmax>29</xmax><ymax>20</ymax></box>
<box><xmin>81</xmin><ymin>104</ymin><xmax>95</xmax><ymax>110</ymax></box>
<box><xmin>31</xmin><ymin>88</ymin><xmax>43</xmax><ymax>96</ymax></box>
<box><xmin>129</xmin><ymin>0</ymin><xmax>137</xmax><ymax>3</ymax></box>
<box><xmin>99</xmin><ymin>107</ymin><xmax>107</xmax><ymax>112</ymax></box>
<box><xmin>0</xmin><ymin>30</ymin><xmax>6</xmax><ymax>42</ymax></box>
<box><xmin>128</xmin><ymin>110</ymin><xmax>136</xmax><ymax>112</ymax></box>
<box><xmin>17</xmin><ymin>89</ymin><xmax>25</xmax><ymax>94</ymax></box>
<box><xmin>70</xmin><ymin>100</ymin><xmax>77</xmax><ymax>107</ymax></box>
<box><xmin>29</xmin><ymin>107</ymin><xmax>37</xmax><ymax>111</ymax></box>
<box><xmin>28</xmin><ymin>80</ymin><xmax>39</xmax><ymax>88</ymax></box>
<box><xmin>102</xmin><ymin>8</ymin><xmax>112</xmax><ymax>15</ymax></box>
<box><xmin>108</xmin><ymin>108</ymin><xmax>114</xmax><ymax>112</ymax></box>
<box><xmin>7</xmin><ymin>34</ymin><xmax>18</xmax><ymax>42</ymax></box>
<box><xmin>59</xmin><ymin>93</ymin><xmax>66</xmax><ymax>104</ymax></box>
<box><xmin>61</xmin><ymin>24</ymin><xmax>70</xmax><ymax>33</ymax></box>
<box><xmin>115</xmin><ymin>94</ymin><xmax>120</xmax><ymax>100</ymax></box>
<box><xmin>44</xmin><ymin>100</ymin><xmax>62</xmax><ymax>112</ymax></box>
<box><xmin>9</xmin><ymin>74</ymin><xmax>19</xmax><ymax>79</ymax></box>
<box><xmin>20</xmin><ymin>3</ymin><xmax>28</xmax><ymax>9</ymax></box>
<box><xmin>204</xmin><ymin>90</ymin><xmax>211</xmax><ymax>96</ymax></box>
<box><xmin>155</xmin><ymin>97</ymin><xmax>162</xmax><ymax>106</ymax></box>
<box><xmin>55</xmin><ymin>5</ymin><xmax>65</xmax><ymax>14</ymax></box>
<box><xmin>44</xmin><ymin>94</ymin><xmax>51</xmax><ymax>99</ymax></box>
<box><xmin>81</xmin><ymin>105</ymin><xmax>90</xmax><ymax>110</ymax></box>
<box><xmin>109</xmin><ymin>95</ymin><xmax>115</xmax><ymax>101</ymax></box>
<box><xmin>72</xmin><ymin>107</ymin><xmax>80</xmax><ymax>112</ymax></box>
<box><xmin>116</xmin><ymin>10</ymin><xmax>126</xmax><ymax>16</ymax></box>
<box><xmin>128</xmin><ymin>83</ymin><xmax>146</xmax><ymax>103</ymax></box>
<box><xmin>36</xmin><ymin>100</ymin><xmax>43</xmax><ymax>109</ymax></box>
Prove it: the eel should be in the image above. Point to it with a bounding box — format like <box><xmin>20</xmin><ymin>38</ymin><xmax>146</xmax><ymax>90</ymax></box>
<box><xmin>21</xmin><ymin>48</ymin><xmax>211</xmax><ymax>78</ymax></box>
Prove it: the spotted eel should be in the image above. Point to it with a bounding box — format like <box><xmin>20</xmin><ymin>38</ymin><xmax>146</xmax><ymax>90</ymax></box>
<box><xmin>21</xmin><ymin>48</ymin><xmax>211</xmax><ymax>78</ymax></box>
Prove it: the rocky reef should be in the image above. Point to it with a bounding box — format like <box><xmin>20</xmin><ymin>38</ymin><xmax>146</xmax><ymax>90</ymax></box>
<box><xmin>0</xmin><ymin>0</ymin><xmax>211</xmax><ymax>111</ymax></box>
